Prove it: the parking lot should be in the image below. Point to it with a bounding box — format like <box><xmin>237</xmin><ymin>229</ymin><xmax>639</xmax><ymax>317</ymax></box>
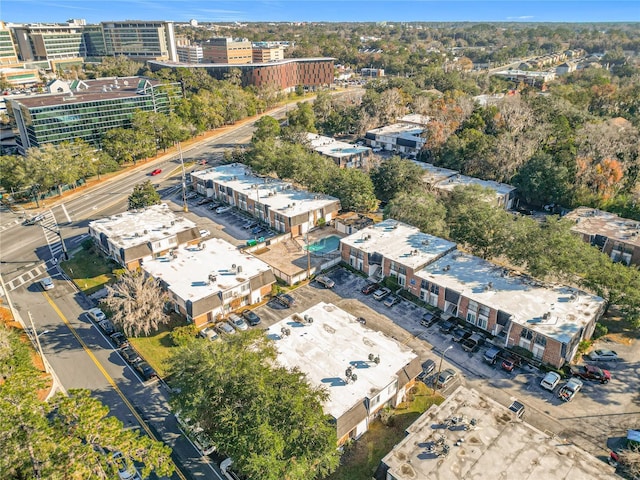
<box><xmin>250</xmin><ymin>266</ymin><xmax>640</xmax><ymax>459</ymax></box>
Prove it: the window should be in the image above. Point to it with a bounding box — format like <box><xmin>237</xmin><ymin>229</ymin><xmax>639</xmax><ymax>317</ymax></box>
<box><xmin>520</xmin><ymin>329</ymin><xmax>533</xmax><ymax>340</ymax></box>
<box><xmin>429</xmin><ymin>283</ymin><xmax>439</xmax><ymax>295</ymax></box>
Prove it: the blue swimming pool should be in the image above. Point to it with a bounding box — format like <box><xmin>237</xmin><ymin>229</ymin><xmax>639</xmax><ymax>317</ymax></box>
<box><xmin>305</xmin><ymin>235</ymin><xmax>341</xmax><ymax>254</ymax></box>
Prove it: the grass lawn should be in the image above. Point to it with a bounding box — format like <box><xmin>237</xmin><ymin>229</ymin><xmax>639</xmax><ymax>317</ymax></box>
<box><xmin>599</xmin><ymin>307</ymin><xmax>640</xmax><ymax>345</ymax></box>
<box><xmin>128</xmin><ymin>314</ymin><xmax>188</xmax><ymax>378</ymax></box>
<box><xmin>61</xmin><ymin>249</ymin><xmax>118</xmax><ymax>294</ymax></box>
<box><xmin>325</xmin><ymin>382</ymin><xmax>443</xmax><ymax>480</ymax></box>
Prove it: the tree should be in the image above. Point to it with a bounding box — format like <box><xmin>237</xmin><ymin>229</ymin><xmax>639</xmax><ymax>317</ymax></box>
<box><xmin>102</xmin><ymin>270</ymin><xmax>168</xmax><ymax>337</ymax></box>
<box><xmin>512</xmin><ymin>152</ymin><xmax>573</xmax><ymax>207</ymax></box>
<box><xmin>384</xmin><ymin>191</ymin><xmax>448</xmax><ymax>237</ymax></box>
<box><xmin>252</xmin><ymin>115</ymin><xmax>281</xmax><ymax>143</ymax></box>
<box><xmin>370</xmin><ymin>157</ymin><xmax>425</xmax><ymax>203</ymax></box>
<box><xmin>0</xmin><ymin>324</ymin><xmax>174</xmax><ymax>479</ymax></box>
<box><xmin>286</xmin><ymin>102</ymin><xmax>317</xmax><ymax>133</ymax></box>
<box><xmin>168</xmin><ymin>330</ymin><xmax>340</xmax><ymax>480</ymax></box>
<box><xmin>326</xmin><ymin>168</ymin><xmax>378</xmax><ymax>212</ymax></box>
<box><xmin>128</xmin><ymin>180</ymin><xmax>161</xmax><ymax>210</ymax></box>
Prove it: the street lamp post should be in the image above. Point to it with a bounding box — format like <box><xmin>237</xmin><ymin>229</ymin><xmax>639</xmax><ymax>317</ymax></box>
<box><xmin>28</xmin><ymin>312</ymin><xmax>50</xmax><ymax>373</ymax></box>
<box><xmin>434</xmin><ymin>345</ymin><xmax>454</xmax><ymax>393</ymax></box>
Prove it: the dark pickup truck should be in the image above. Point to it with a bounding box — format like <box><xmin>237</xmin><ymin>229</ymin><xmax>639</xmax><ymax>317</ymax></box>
<box><xmin>461</xmin><ymin>333</ymin><xmax>485</xmax><ymax>352</ymax></box>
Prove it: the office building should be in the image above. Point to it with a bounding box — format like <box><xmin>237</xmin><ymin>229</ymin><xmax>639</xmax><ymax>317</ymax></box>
<box><xmin>101</xmin><ymin>21</ymin><xmax>177</xmax><ymax>61</ymax></box>
<box><xmin>202</xmin><ymin>37</ymin><xmax>252</xmax><ymax>64</ymax></box>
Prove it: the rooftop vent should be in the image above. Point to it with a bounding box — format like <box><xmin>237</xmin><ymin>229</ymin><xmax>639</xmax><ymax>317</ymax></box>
<box><xmin>543</xmin><ymin>312</ymin><xmax>551</xmax><ymax>320</ymax></box>
<box><xmin>345</xmin><ymin>367</ymin><xmax>358</xmax><ymax>383</ymax></box>
<box><xmin>280</xmin><ymin>327</ymin><xmax>291</xmax><ymax>337</ymax></box>
<box><xmin>208</xmin><ymin>274</ymin><xmax>217</xmax><ymax>283</ymax></box>
<box><xmin>368</xmin><ymin>353</ymin><xmax>381</xmax><ymax>364</ymax></box>
<box><xmin>443</xmin><ymin>265</ymin><xmax>451</xmax><ymax>272</ymax></box>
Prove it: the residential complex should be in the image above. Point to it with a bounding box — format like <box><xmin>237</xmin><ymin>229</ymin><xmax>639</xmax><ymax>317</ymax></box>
<box><xmin>6</xmin><ymin>76</ymin><xmax>182</xmax><ymax>152</ymax></box>
<box><xmin>142</xmin><ymin>237</ymin><xmax>276</xmax><ymax>327</ymax></box>
<box><xmin>340</xmin><ymin>219</ymin><xmax>457</xmax><ymax>283</ymax></box>
<box><xmin>417</xmin><ymin>251</ymin><xmax>605</xmax><ymax>367</ymax></box>
<box><xmin>148</xmin><ymin>57</ymin><xmax>335</xmax><ymax>91</ymax></box>
<box><xmin>87</xmin><ymin>204</ymin><xmax>201</xmax><ymax>270</ymax></box>
<box><xmin>306</xmin><ymin>133</ymin><xmax>372</xmax><ymax>169</ymax></box>
<box><xmin>364</xmin><ymin>122</ymin><xmax>426</xmax><ymax>157</ymax></box>
<box><xmin>380</xmin><ymin>386</ymin><xmax>615</xmax><ymax>480</ymax></box>
<box><xmin>565</xmin><ymin>207</ymin><xmax>640</xmax><ymax>267</ymax></box>
<box><xmin>191</xmin><ymin>163</ymin><xmax>341</xmax><ymax>237</ymax></box>
<box><xmin>267</xmin><ymin>302</ymin><xmax>421</xmax><ymax>445</ymax></box>
<box><xmin>416</xmin><ymin>163</ymin><xmax>517</xmax><ymax>209</ymax></box>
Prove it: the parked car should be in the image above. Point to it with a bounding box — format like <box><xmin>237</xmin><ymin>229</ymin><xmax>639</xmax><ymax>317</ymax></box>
<box><xmin>87</xmin><ymin>307</ymin><xmax>106</xmax><ymax>323</ymax></box>
<box><xmin>198</xmin><ymin>327</ymin><xmax>220</xmax><ymax>342</ymax></box>
<box><xmin>133</xmin><ymin>361</ymin><xmax>157</xmax><ymax>381</ymax></box>
<box><xmin>110</xmin><ymin>332</ymin><xmax>129</xmax><ymax>348</ymax></box>
<box><xmin>501</xmin><ymin>356</ymin><xmax>520</xmax><ymax>372</ymax></box>
<box><xmin>120</xmin><ymin>346</ymin><xmax>141</xmax><ymax>364</ymax></box>
<box><xmin>274</xmin><ymin>293</ymin><xmax>295</xmax><ymax>308</ymax></box>
<box><xmin>439</xmin><ymin>320</ymin><xmax>456</xmax><ymax>334</ymax></box>
<box><xmin>372</xmin><ymin>287</ymin><xmax>391</xmax><ymax>301</ymax></box>
<box><xmin>508</xmin><ymin>400</ymin><xmax>525</xmax><ymax>419</ymax></box>
<box><xmin>558</xmin><ymin>378</ymin><xmax>583</xmax><ymax>402</ymax></box>
<box><xmin>421</xmin><ymin>359</ymin><xmax>436</xmax><ymax>377</ymax></box>
<box><xmin>216</xmin><ymin>205</ymin><xmax>233</xmax><ymax>214</ymax></box>
<box><xmin>383</xmin><ymin>295</ymin><xmax>401</xmax><ymax>307</ymax></box>
<box><xmin>39</xmin><ymin>276</ymin><xmax>54</xmax><ymax>291</ymax></box>
<box><xmin>451</xmin><ymin>326</ymin><xmax>472</xmax><ymax>343</ymax></box>
<box><xmin>483</xmin><ymin>346</ymin><xmax>503</xmax><ymax>365</ymax></box>
<box><xmin>435</xmin><ymin>368</ymin><xmax>457</xmax><ymax>388</ymax></box>
<box><xmin>587</xmin><ymin>349</ymin><xmax>619</xmax><ymax>362</ymax></box>
<box><xmin>251</xmin><ymin>225</ymin><xmax>264</xmax><ymax>235</ymax></box>
<box><xmin>216</xmin><ymin>321</ymin><xmax>236</xmax><ymax>335</ymax></box>
<box><xmin>98</xmin><ymin>319</ymin><xmax>115</xmax><ymax>335</ymax></box>
<box><xmin>461</xmin><ymin>333</ymin><xmax>485</xmax><ymax>352</ymax></box>
<box><xmin>228</xmin><ymin>314</ymin><xmax>248</xmax><ymax>331</ymax></box>
<box><xmin>112</xmin><ymin>451</ymin><xmax>141</xmax><ymax>480</ymax></box>
<box><xmin>199</xmin><ymin>229</ymin><xmax>210</xmax><ymax>238</ymax></box>
<box><xmin>150</xmin><ymin>168</ymin><xmax>162</xmax><ymax>176</ymax></box>
<box><xmin>361</xmin><ymin>283</ymin><xmax>379</xmax><ymax>295</ymax></box>
<box><xmin>207</xmin><ymin>202</ymin><xmax>221</xmax><ymax>210</ymax></box>
<box><xmin>185</xmin><ymin>191</ymin><xmax>198</xmax><ymax>200</ymax></box>
<box><xmin>570</xmin><ymin>364</ymin><xmax>611</xmax><ymax>384</ymax></box>
<box><xmin>420</xmin><ymin>312</ymin><xmax>439</xmax><ymax>328</ymax></box>
<box><xmin>243</xmin><ymin>220</ymin><xmax>258</xmax><ymax>229</ymax></box>
<box><xmin>196</xmin><ymin>198</ymin><xmax>211</xmax><ymax>206</ymax></box>
<box><xmin>315</xmin><ymin>275</ymin><xmax>335</xmax><ymax>289</ymax></box>
<box><xmin>540</xmin><ymin>371</ymin><xmax>562</xmax><ymax>391</ymax></box>
<box><xmin>241</xmin><ymin>309</ymin><xmax>261</xmax><ymax>326</ymax></box>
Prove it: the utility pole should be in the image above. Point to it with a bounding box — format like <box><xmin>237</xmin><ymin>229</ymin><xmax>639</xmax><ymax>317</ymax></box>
<box><xmin>37</xmin><ymin>217</ymin><xmax>69</xmax><ymax>261</ymax></box>
<box><xmin>28</xmin><ymin>312</ymin><xmax>49</xmax><ymax>373</ymax></box>
<box><xmin>177</xmin><ymin>142</ymin><xmax>188</xmax><ymax>213</ymax></box>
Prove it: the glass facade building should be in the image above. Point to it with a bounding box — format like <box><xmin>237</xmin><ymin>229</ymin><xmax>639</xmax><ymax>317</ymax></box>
<box><xmin>7</xmin><ymin>77</ymin><xmax>182</xmax><ymax>153</ymax></box>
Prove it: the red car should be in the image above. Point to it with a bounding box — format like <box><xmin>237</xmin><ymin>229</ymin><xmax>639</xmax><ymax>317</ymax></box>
<box><xmin>361</xmin><ymin>283</ymin><xmax>380</xmax><ymax>295</ymax></box>
<box><xmin>501</xmin><ymin>356</ymin><xmax>520</xmax><ymax>372</ymax></box>
<box><xmin>150</xmin><ymin>168</ymin><xmax>162</xmax><ymax>176</ymax></box>
<box><xmin>570</xmin><ymin>364</ymin><xmax>611</xmax><ymax>384</ymax></box>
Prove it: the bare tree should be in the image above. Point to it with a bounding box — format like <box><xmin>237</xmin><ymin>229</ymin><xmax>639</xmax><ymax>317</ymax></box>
<box><xmin>497</xmin><ymin>95</ymin><xmax>534</xmax><ymax>136</ymax></box>
<box><xmin>103</xmin><ymin>271</ymin><xmax>168</xmax><ymax>337</ymax></box>
<box><xmin>617</xmin><ymin>444</ymin><xmax>640</xmax><ymax>478</ymax></box>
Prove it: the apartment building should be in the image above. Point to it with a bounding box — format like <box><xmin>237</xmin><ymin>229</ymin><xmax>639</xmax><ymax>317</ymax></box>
<box><xmin>202</xmin><ymin>37</ymin><xmax>252</xmax><ymax>64</ymax></box>
<box><xmin>191</xmin><ymin>163</ymin><xmax>340</xmax><ymax>237</ymax></box>
<box><xmin>6</xmin><ymin>76</ymin><xmax>181</xmax><ymax>152</ymax></box>
<box><xmin>87</xmin><ymin>204</ymin><xmax>201</xmax><ymax>270</ymax></box>
<box><xmin>306</xmin><ymin>133</ymin><xmax>372</xmax><ymax>169</ymax></box>
<box><xmin>415</xmin><ymin>251</ymin><xmax>605</xmax><ymax>368</ymax></box>
<box><xmin>268</xmin><ymin>302</ymin><xmax>421</xmax><ymax>445</ymax></box>
<box><xmin>340</xmin><ymin>219</ymin><xmax>457</xmax><ymax>284</ymax></box>
<box><xmin>380</xmin><ymin>386</ymin><xmax>615</xmax><ymax>480</ymax></box>
<box><xmin>142</xmin><ymin>237</ymin><xmax>276</xmax><ymax>327</ymax></box>
<box><xmin>565</xmin><ymin>207</ymin><xmax>640</xmax><ymax>267</ymax></box>
<box><xmin>148</xmin><ymin>57</ymin><xmax>335</xmax><ymax>91</ymax></box>
<box><xmin>364</xmin><ymin>123</ymin><xmax>426</xmax><ymax>157</ymax></box>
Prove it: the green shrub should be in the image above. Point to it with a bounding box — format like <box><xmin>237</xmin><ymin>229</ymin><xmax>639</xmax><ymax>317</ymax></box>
<box><xmin>593</xmin><ymin>323</ymin><xmax>608</xmax><ymax>339</ymax></box>
<box><xmin>577</xmin><ymin>340</ymin><xmax>592</xmax><ymax>354</ymax></box>
<box><xmin>81</xmin><ymin>238</ymin><xmax>94</xmax><ymax>251</ymax></box>
<box><xmin>170</xmin><ymin>325</ymin><xmax>198</xmax><ymax>347</ymax></box>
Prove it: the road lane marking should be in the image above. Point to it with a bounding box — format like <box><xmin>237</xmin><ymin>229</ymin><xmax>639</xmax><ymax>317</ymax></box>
<box><xmin>42</xmin><ymin>292</ymin><xmax>188</xmax><ymax>480</ymax></box>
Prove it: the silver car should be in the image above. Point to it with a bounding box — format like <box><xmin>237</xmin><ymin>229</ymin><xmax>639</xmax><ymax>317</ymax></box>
<box><xmin>216</xmin><ymin>321</ymin><xmax>236</xmax><ymax>335</ymax></box>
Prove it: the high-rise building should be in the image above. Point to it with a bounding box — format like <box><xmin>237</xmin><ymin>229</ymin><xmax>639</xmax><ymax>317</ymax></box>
<box><xmin>101</xmin><ymin>21</ymin><xmax>177</xmax><ymax>61</ymax></box>
<box><xmin>202</xmin><ymin>37</ymin><xmax>252</xmax><ymax>64</ymax></box>
<box><xmin>12</xmin><ymin>23</ymin><xmax>84</xmax><ymax>62</ymax></box>
<box><xmin>0</xmin><ymin>22</ymin><xmax>19</xmax><ymax>66</ymax></box>
<box><xmin>6</xmin><ymin>76</ymin><xmax>182</xmax><ymax>153</ymax></box>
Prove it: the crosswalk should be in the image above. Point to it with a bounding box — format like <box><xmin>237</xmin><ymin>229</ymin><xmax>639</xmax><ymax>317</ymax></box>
<box><xmin>38</xmin><ymin>209</ymin><xmax>66</xmax><ymax>259</ymax></box>
<box><xmin>4</xmin><ymin>261</ymin><xmax>51</xmax><ymax>292</ymax></box>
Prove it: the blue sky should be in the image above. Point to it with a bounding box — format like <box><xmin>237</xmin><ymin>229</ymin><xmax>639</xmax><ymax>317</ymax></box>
<box><xmin>1</xmin><ymin>1</ymin><xmax>639</xmax><ymax>24</ymax></box>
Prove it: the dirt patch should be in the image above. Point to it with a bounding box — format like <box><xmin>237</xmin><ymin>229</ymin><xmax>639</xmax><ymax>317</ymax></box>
<box><xmin>599</xmin><ymin>307</ymin><xmax>639</xmax><ymax>346</ymax></box>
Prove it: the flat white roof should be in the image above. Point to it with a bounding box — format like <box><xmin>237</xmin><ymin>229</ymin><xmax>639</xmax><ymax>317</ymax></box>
<box><xmin>411</xmin><ymin>160</ymin><xmax>458</xmax><ymax>184</ymax></box>
<box><xmin>367</xmin><ymin>123</ymin><xmax>424</xmax><ymax>139</ymax></box>
<box><xmin>433</xmin><ymin>173</ymin><xmax>516</xmax><ymax>197</ymax></box>
<box><xmin>267</xmin><ymin>302</ymin><xmax>417</xmax><ymax>420</ymax></box>
<box><xmin>416</xmin><ymin>252</ymin><xmax>604</xmax><ymax>343</ymax></box>
<box><xmin>340</xmin><ymin>219</ymin><xmax>457</xmax><ymax>271</ymax></box>
<box><xmin>383</xmin><ymin>386</ymin><xmax>615</xmax><ymax>480</ymax></box>
<box><xmin>142</xmin><ymin>237</ymin><xmax>272</xmax><ymax>302</ymax></box>
<box><xmin>398</xmin><ymin>113</ymin><xmax>430</xmax><ymax>126</ymax></box>
<box><xmin>88</xmin><ymin>204</ymin><xmax>196</xmax><ymax>250</ymax></box>
<box><xmin>191</xmin><ymin>163</ymin><xmax>339</xmax><ymax>218</ymax></box>
<box><xmin>565</xmin><ymin>207</ymin><xmax>640</xmax><ymax>248</ymax></box>
<box><xmin>306</xmin><ymin>133</ymin><xmax>371</xmax><ymax>158</ymax></box>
